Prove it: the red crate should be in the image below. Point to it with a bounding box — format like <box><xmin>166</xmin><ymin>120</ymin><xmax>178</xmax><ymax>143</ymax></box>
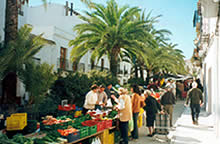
<box><xmin>97</xmin><ymin>121</ymin><xmax>105</xmax><ymax>132</ymax></box>
<box><xmin>105</xmin><ymin>120</ymin><xmax>112</xmax><ymax>128</ymax></box>
<box><xmin>58</xmin><ymin>104</ymin><xmax>76</xmax><ymax>111</ymax></box>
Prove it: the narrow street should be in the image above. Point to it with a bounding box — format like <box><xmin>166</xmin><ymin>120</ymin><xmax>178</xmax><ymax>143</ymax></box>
<box><xmin>170</xmin><ymin>106</ymin><xmax>217</xmax><ymax>144</ymax></box>
<box><xmin>130</xmin><ymin>100</ymin><xmax>185</xmax><ymax>144</ymax></box>
<box><xmin>130</xmin><ymin>100</ymin><xmax>218</xmax><ymax>144</ymax></box>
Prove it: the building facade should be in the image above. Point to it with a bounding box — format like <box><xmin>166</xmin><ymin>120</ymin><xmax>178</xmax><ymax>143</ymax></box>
<box><xmin>193</xmin><ymin>0</ymin><xmax>220</xmax><ymax>140</ymax></box>
<box><xmin>0</xmin><ymin>1</ymin><xmax>132</xmax><ymax>86</ymax></box>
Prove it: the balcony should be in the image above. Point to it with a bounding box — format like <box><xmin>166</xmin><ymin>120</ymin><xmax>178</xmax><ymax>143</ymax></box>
<box><xmin>201</xmin><ymin>33</ymin><xmax>210</xmax><ymax>44</ymax></box>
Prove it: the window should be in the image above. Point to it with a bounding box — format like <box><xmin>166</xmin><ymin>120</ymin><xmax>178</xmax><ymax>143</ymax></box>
<box><xmin>60</xmin><ymin>47</ymin><xmax>67</xmax><ymax>70</ymax></box>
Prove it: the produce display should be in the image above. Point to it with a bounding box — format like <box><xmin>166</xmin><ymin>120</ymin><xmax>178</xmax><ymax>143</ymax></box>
<box><xmin>1</xmin><ymin>107</ymin><xmax>118</xmax><ymax>144</ymax></box>
<box><xmin>57</xmin><ymin>128</ymin><xmax>78</xmax><ymax>136</ymax></box>
<box><xmin>42</xmin><ymin>116</ymin><xmax>72</xmax><ymax>125</ymax></box>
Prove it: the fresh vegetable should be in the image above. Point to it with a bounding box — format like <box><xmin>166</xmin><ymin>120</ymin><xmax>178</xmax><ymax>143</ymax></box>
<box><xmin>12</xmin><ymin>134</ymin><xmax>34</xmax><ymax>144</ymax></box>
<box><xmin>57</xmin><ymin>128</ymin><xmax>78</xmax><ymax>136</ymax></box>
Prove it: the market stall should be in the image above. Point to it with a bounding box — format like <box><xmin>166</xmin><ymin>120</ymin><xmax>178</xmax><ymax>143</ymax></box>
<box><xmin>0</xmin><ymin>104</ymin><xmax>119</xmax><ymax>144</ymax></box>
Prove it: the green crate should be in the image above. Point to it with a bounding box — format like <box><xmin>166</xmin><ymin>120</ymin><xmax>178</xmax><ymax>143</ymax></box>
<box><xmin>89</xmin><ymin>125</ymin><xmax>97</xmax><ymax>135</ymax></box>
<box><xmin>74</xmin><ymin>117</ymin><xmax>85</xmax><ymax>124</ymax></box>
<box><xmin>72</xmin><ymin>123</ymin><xmax>81</xmax><ymax>129</ymax></box>
<box><xmin>80</xmin><ymin>127</ymin><xmax>89</xmax><ymax>138</ymax></box>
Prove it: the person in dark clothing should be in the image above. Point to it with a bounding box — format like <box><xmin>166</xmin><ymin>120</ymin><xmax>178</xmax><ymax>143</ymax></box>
<box><xmin>104</xmin><ymin>84</ymin><xmax>119</xmax><ymax>98</ymax></box>
<box><xmin>144</xmin><ymin>90</ymin><xmax>162</xmax><ymax>137</ymax></box>
<box><xmin>185</xmin><ymin>82</ymin><xmax>203</xmax><ymax>125</ymax></box>
<box><xmin>160</xmin><ymin>87</ymin><xmax>176</xmax><ymax>127</ymax></box>
<box><xmin>104</xmin><ymin>84</ymin><xmax>119</xmax><ymax>105</ymax></box>
<box><xmin>147</xmin><ymin>81</ymin><xmax>158</xmax><ymax>91</ymax></box>
<box><xmin>196</xmin><ymin>79</ymin><xmax>203</xmax><ymax>92</ymax></box>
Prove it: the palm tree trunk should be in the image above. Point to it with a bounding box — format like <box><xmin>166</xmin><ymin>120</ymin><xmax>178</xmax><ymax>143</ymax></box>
<box><xmin>140</xmin><ymin>66</ymin><xmax>144</xmax><ymax>80</ymax></box>
<box><xmin>2</xmin><ymin>0</ymin><xmax>18</xmax><ymax>106</ymax></box>
<box><xmin>91</xmin><ymin>60</ymin><xmax>95</xmax><ymax>70</ymax></box>
<box><xmin>72</xmin><ymin>61</ymin><xmax>78</xmax><ymax>72</ymax></box>
<box><xmin>5</xmin><ymin>0</ymin><xmax>18</xmax><ymax>45</ymax></box>
<box><xmin>110</xmin><ymin>47</ymin><xmax>120</xmax><ymax>76</ymax></box>
<box><xmin>146</xmin><ymin>69</ymin><xmax>151</xmax><ymax>85</ymax></box>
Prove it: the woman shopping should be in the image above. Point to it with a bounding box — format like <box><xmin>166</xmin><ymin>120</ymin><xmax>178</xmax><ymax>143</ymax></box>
<box><xmin>112</xmin><ymin>87</ymin><xmax>132</xmax><ymax>144</ymax></box>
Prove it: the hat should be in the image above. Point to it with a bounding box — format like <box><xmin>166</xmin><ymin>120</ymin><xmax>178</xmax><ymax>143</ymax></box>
<box><xmin>90</xmin><ymin>84</ymin><xmax>98</xmax><ymax>90</ymax></box>
<box><xmin>99</xmin><ymin>85</ymin><xmax>105</xmax><ymax>88</ymax></box>
<box><xmin>118</xmin><ymin>87</ymin><xmax>128</xmax><ymax>95</ymax></box>
<box><xmin>144</xmin><ymin>90</ymin><xmax>152</xmax><ymax>96</ymax></box>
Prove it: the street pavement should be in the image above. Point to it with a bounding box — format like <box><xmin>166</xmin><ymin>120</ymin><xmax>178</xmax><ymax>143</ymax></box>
<box><xmin>129</xmin><ymin>100</ymin><xmax>185</xmax><ymax>144</ymax></box>
<box><xmin>170</xmin><ymin>105</ymin><xmax>218</xmax><ymax>144</ymax></box>
<box><xmin>129</xmin><ymin>99</ymin><xmax>219</xmax><ymax>144</ymax></box>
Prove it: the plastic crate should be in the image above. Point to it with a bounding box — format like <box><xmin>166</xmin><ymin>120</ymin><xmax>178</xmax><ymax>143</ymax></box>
<box><xmin>75</xmin><ymin>117</ymin><xmax>86</xmax><ymax>124</ymax></box>
<box><xmin>80</xmin><ymin>127</ymin><xmax>89</xmax><ymax>138</ymax></box>
<box><xmin>97</xmin><ymin>121</ymin><xmax>105</xmax><ymax>132</ymax></box>
<box><xmin>67</xmin><ymin>131</ymin><xmax>80</xmax><ymax>143</ymax></box>
<box><xmin>89</xmin><ymin>125</ymin><xmax>97</xmax><ymax>135</ymax></box>
<box><xmin>6</xmin><ymin>113</ymin><xmax>27</xmax><ymax>131</ymax></box>
<box><xmin>105</xmin><ymin>120</ymin><xmax>112</xmax><ymax>129</ymax></box>
<box><xmin>58</xmin><ymin>104</ymin><xmax>76</xmax><ymax>111</ymax></box>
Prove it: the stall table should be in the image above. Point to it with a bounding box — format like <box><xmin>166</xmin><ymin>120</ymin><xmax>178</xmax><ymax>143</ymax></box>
<box><xmin>67</xmin><ymin>126</ymin><xmax>116</xmax><ymax>144</ymax></box>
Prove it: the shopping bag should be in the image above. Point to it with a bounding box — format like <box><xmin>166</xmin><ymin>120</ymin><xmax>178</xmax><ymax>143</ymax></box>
<box><xmin>137</xmin><ymin>108</ymin><xmax>144</xmax><ymax>128</ymax></box>
<box><xmin>128</xmin><ymin>117</ymin><xmax>134</xmax><ymax>132</ymax></box>
<box><xmin>91</xmin><ymin>137</ymin><xmax>101</xmax><ymax>144</ymax></box>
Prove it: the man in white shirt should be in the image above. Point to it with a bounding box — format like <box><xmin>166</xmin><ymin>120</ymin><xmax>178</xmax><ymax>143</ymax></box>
<box><xmin>82</xmin><ymin>84</ymin><xmax>99</xmax><ymax>115</ymax></box>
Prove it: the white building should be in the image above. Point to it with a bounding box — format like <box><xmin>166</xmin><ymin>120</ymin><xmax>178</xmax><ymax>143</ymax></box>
<box><xmin>194</xmin><ymin>0</ymin><xmax>220</xmax><ymax>140</ymax></box>
<box><xmin>0</xmin><ymin>1</ymin><xmax>132</xmax><ymax>86</ymax></box>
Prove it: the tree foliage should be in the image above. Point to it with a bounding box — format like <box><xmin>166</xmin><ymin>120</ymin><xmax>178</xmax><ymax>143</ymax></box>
<box><xmin>20</xmin><ymin>62</ymin><xmax>57</xmax><ymax>113</ymax></box>
<box><xmin>69</xmin><ymin>0</ymin><xmax>156</xmax><ymax>76</ymax></box>
<box><xmin>0</xmin><ymin>24</ymin><xmax>47</xmax><ymax>79</ymax></box>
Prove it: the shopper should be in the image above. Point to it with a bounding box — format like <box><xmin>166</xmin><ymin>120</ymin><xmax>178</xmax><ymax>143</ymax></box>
<box><xmin>160</xmin><ymin>87</ymin><xmax>176</xmax><ymax>127</ymax></box>
<box><xmin>96</xmin><ymin>85</ymin><xmax>108</xmax><ymax>110</ymax></box>
<box><xmin>130</xmin><ymin>84</ymin><xmax>141</xmax><ymax>140</ymax></box>
<box><xmin>144</xmin><ymin>90</ymin><xmax>162</xmax><ymax>137</ymax></box>
<box><xmin>112</xmin><ymin>88</ymin><xmax>132</xmax><ymax>144</ymax></box>
<box><xmin>82</xmin><ymin>84</ymin><xmax>99</xmax><ymax>115</ymax></box>
<box><xmin>185</xmin><ymin>82</ymin><xmax>203</xmax><ymax>125</ymax></box>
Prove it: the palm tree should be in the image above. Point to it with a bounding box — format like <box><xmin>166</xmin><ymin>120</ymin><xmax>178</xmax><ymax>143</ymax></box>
<box><xmin>1</xmin><ymin>24</ymin><xmax>47</xmax><ymax>76</ymax></box>
<box><xmin>0</xmin><ymin>24</ymin><xmax>47</xmax><ymax>105</ymax></box>
<box><xmin>4</xmin><ymin>0</ymin><xmax>47</xmax><ymax>45</ymax></box>
<box><xmin>69</xmin><ymin>0</ymin><xmax>155</xmax><ymax>76</ymax></box>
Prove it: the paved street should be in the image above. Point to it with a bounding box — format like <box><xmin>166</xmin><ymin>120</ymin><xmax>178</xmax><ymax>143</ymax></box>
<box><xmin>129</xmin><ymin>100</ymin><xmax>219</xmax><ymax>144</ymax></box>
<box><xmin>170</xmin><ymin>106</ymin><xmax>218</xmax><ymax>144</ymax></box>
<box><xmin>130</xmin><ymin>100</ymin><xmax>185</xmax><ymax>144</ymax></box>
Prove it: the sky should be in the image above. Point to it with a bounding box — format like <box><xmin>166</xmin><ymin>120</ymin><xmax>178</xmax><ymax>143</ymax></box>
<box><xmin>29</xmin><ymin>0</ymin><xmax>198</xmax><ymax>59</ymax></box>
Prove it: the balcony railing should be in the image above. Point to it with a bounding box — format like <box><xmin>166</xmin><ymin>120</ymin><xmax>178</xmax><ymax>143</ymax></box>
<box><xmin>201</xmin><ymin>33</ymin><xmax>210</xmax><ymax>44</ymax></box>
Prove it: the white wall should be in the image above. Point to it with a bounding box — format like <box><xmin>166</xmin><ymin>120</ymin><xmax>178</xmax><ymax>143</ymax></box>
<box><xmin>201</xmin><ymin>0</ymin><xmax>220</xmax><ymax>139</ymax></box>
<box><xmin>0</xmin><ymin>0</ymin><xmax>6</xmax><ymax>42</ymax></box>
